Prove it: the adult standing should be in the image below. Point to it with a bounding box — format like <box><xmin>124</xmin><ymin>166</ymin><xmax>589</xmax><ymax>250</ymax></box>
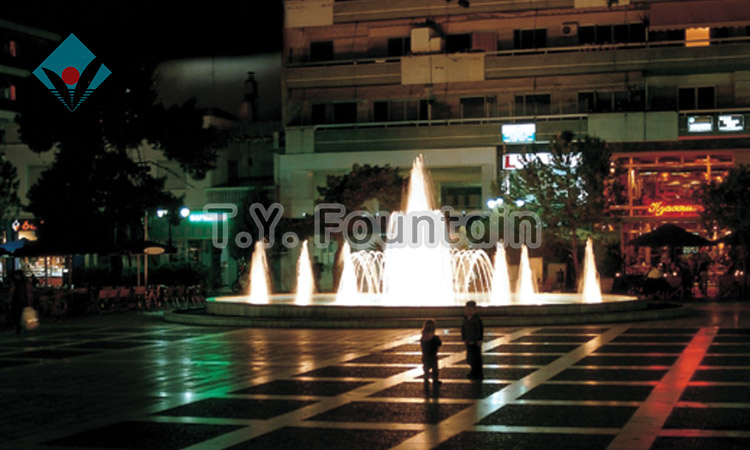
<box><xmin>461</xmin><ymin>300</ymin><xmax>484</xmax><ymax>381</ymax></box>
<box><xmin>9</xmin><ymin>270</ymin><xmax>33</xmax><ymax>334</ymax></box>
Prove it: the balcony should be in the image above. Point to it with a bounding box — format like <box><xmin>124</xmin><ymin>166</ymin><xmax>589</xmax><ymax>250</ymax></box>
<box><xmin>285</xmin><ymin>37</ymin><xmax>750</xmax><ymax>88</ymax></box>
<box><xmin>287</xmin><ymin>114</ymin><xmax>587</xmax><ymax>153</ymax></box>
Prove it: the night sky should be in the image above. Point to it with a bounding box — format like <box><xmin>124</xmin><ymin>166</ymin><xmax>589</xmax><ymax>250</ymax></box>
<box><xmin>5</xmin><ymin>1</ymin><xmax>284</xmax><ymax>117</ymax></box>
<box><xmin>4</xmin><ymin>1</ymin><xmax>283</xmax><ymax>61</ymax></box>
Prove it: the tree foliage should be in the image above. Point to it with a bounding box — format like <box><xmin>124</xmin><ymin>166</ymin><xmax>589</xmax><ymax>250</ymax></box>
<box><xmin>15</xmin><ymin>61</ymin><xmax>227</xmax><ymax>248</ymax></box>
<box><xmin>506</xmin><ymin>131</ymin><xmax>621</xmax><ymax>278</ymax></box>
<box><xmin>697</xmin><ymin>164</ymin><xmax>750</xmax><ymax>280</ymax></box>
<box><xmin>0</xmin><ymin>155</ymin><xmax>20</xmax><ymax>224</ymax></box>
<box><xmin>318</xmin><ymin>164</ymin><xmax>405</xmax><ymax>214</ymax></box>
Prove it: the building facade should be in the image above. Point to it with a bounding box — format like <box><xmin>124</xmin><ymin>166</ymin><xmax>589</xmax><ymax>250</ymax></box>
<box><xmin>279</xmin><ymin>0</ymin><xmax>750</xmax><ymax>269</ymax></box>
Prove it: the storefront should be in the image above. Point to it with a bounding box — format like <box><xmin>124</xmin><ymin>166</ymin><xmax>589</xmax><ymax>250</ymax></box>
<box><xmin>609</xmin><ymin>150</ymin><xmax>734</xmax><ymax>273</ymax></box>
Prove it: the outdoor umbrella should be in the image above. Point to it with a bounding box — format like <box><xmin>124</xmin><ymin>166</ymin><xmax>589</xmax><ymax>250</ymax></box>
<box><xmin>627</xmin><ymin>224</ymin><xmax>713</xmax><ymax>248</ymax></box>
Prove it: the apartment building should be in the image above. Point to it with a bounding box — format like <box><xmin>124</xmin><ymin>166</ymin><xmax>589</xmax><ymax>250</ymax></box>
<box><xmin>279</xmin><ymin>0</ymin><xmax>750</xmax><ymax>264</ymax></box>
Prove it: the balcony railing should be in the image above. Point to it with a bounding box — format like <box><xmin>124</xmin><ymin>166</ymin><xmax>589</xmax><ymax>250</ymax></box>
<box><xmin>286</xmin><ymin>36</ymin><xmax>750</xmax><ymax>68</ymax></box>
<box><xmin>313</xmin><ymin>113</ymin><xmax>588</xmax><ymax>131</ymax></box>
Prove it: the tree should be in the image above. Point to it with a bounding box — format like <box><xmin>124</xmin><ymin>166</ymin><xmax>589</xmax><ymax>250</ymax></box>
<box><xmin>15</xmin><ymin>61</ymin><xmax>227</xmax><ymax>251</ymax></box>
<box><xmin>697</xmin><ymin>164</ymin><xmax>750</xmax><ymax>290</ymax></box>
<box><xmin>506</xmin><ymin>131</ymin><xmax>621</xmax><ymax>280</ymax></box>
<box><xmin>318</xmin><ymin>163</ymin><xmax>405</xmax><ymax>214</ymax></box>
<box><xmin>0</xmin><ymin>155</ymin><xmax>20</xmax><ymax>226</ymax></box>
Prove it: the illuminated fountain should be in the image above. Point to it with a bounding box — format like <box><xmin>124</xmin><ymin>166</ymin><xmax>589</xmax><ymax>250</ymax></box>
<box><xmin>184</xmin><ymin>155</ymin><xmax>676</xmax><ymax>328</ymax></box>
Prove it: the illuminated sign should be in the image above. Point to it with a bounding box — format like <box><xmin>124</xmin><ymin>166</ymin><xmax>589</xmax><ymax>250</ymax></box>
<box><xmin>687</xmin><ymin>115</ymin><xmax>713</xmax><ymax>133</ymax></box>
<box><xmin>188</xmin><ymin>213</ymin><xmax>226</xmax><ymax>223</ymax></box>
<box><xmin>648</xmin><ymin>201</ymin><xmax>704</xmax><ymax>217</ymax></box>
<box><xmin>502</xmin><ymin>123</ymin><xmax>536</xmax><ymax>143</ymax></box>
<box><xmin>11</xmin><ymin>220</ymin><xmax>37</xmax><ymax>232</ymax></box>
<box><xmin>502</xmin><ymin>152</ymin><xmax>580</xmax><ymax>170</ymax></box>
<box><xmin>718</xmin><ymin>114</ymin><xmax>744</xmax><ymax>132</ymax></box>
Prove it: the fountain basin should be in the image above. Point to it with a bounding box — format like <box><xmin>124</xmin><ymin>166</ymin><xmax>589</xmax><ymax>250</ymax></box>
<box><xmin>163</xmin><ymin>293</ymin><xmax>692</xmax><ymax>328</ymax></box>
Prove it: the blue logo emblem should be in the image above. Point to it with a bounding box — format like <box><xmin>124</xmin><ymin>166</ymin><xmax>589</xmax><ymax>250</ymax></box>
<box><xmin>33</xmin><ymin>34</ymin><xmax>111</xmax><ymax>111</ymax></box>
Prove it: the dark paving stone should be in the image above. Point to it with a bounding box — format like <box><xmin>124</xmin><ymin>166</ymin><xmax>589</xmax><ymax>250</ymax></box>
<box><xmin>429</xmin><ymin>367</ymin><xmax>536</xmax><ymax>380</ymax></box>
<box><xmin>623</xmin><ymin>328</ymin><xmax>699</xmax><ymax>334</ymax></box>
<box><xmin>15</xmin><ymin>340</ymin><xmax>70</xmax><ymax>347</ymax></box>
<box><xmin>611</xmin><ymin>335</ymin><xmax>693</xmax><ymax>343</ymax></box>
<box><xmin>155</xmin><ymin>398</ymin><xmax>317</xmax><ymax>420</ymax></box>
<box><xmin>576</xmin><ymin>355</ymin><xmax>678</xmax><ymax>366</ymax></box>
<box><xmin>701</xmin><ymin>355</ymin><xmax>750</xmax><ymax>366</ymax></box>
<box><xmin>64</xmin><ymin>341</ymin><xmax>152</xmax><ymax>350</ymax></box>
<box><xmin>227</xmin><ymin>427</ymin><xmax>420</xmax><ymax>450</ymax></box>
<box><xmin>651</xmin><ymin>437</ymin><xmax>750</xmax><ymax>450</ymax></box>
<box><xmin>433</xmin><ymin>431</ymin><xmax>613</xmax><ymax>450</ymax></box>
<box><xmin>535</xmin><ymin>327</ymin><xmax>611</xmax><ymax>334</ymax></box>
<box><xmin>6</xmin><ymin>349</ymin><xmax>98</xmax><ymax>359</ymax></box>
<box><xmin>307</xmin><ymin>401</ymin><xmax>472</xmax><ymax>424</ymax></box>
<box><xmin>346</xmin><ymin>354</ymin><xmax>444</xmax><ymax>364</ymax></box>
<box><xmin>713</xmin><ymin>335</ymin><xmax>750</xmax><ymax>343</ymax></box>
<box><xmin>479</xmin><ymin>404</ymin><xmax>637</xmax><ymax>428</ymax></box>
<box><xmin>681</xmin><ymin>386</ymin><xmax>750</xmax><ymax>403</ymax></box>
<box><xmin>519</xmin><ymin>384</ymin><xmax>654</xmax><ymax>401</ymax></box>
<box><xmin>717</xmin><ymin>328</ymin><xmax>750</xmax><ymax>335</ymax></box>
<box><xmin>296</xmin><ymin>366</ymin><xmax>410</xmax><ymax>378</ymax></box>
<box><xmin>664</xmin><ymin>407</ymin><xmax>750</xmax><ymax>430</ymax></box>
<box><xmin>489</xmin><ymin>344</ymin><xmax>580</xmax><ymax>353</ymax></box>
<box><xmin>370</xmin><ymin>381</ymin><xmax>508</xmax><ymax>399</ymax></box>
<box><xmin>459</xmin><ymin>354</ymin><xmax>560</xmax><ymax>365</ymax></box>
<box><xmin>512</xmin><ymin>335</ymin><xmax>594</xmax><ymax>343</ymax></box>
<box><xmin>43</xmin><ymin>420</ymin><xmax>242</xmax><ymax>450</ymax></box>
<box><xmin>594</xmin><ymin>344</ymin><xmax>686</xmax><ymax>354</ymax></box>
<box><xmin>233</xmin><ymin>380</ymin><xmax>369</xmax><ymax>396</ymax></box>
<box><xmin>0</xmin><ymin>359</ymin><xmax>35</xmax><ymax>369</ymax></box>
<box><xmin>54</xmin><ymin>333</ymin><xmax>128</xmax><ymax>340</ymax></box>
<box><xmin>552</xmin><ymin>368</ymin><xmax>667</xmax><ymax>382</ymax></box>
<box><xmin>691</xmin><ymin>369</ymin><xmax>750</xmax><ymax>382</ymax></box>
<box><xmin>707</xmin><ymin>344</ymin><xmax>750</xmax><ymax>354</ymax></box>
<box><xmin>385</xmin><ymin>343</ymin><xmax>466</xmax><ymax>353</ymax></box>
<box><xmin>123</xmin><ymin>334</ymin><xmax>198</xmax><ymax>342</ymax></box>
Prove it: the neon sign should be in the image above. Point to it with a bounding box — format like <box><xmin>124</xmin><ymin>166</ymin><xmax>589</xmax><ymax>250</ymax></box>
<box><xmin>11</xmin><ymin>220</ymin><xmax>37</xmax><ymax>232</ymax></box>
<box><xmin>648</xmin><ymin>202</ymin><xmax>704</xmax><ymax>217</ymax></box>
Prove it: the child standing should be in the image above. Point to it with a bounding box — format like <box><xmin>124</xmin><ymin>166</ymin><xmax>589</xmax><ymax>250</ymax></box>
<box><xmin>420</xmin><ymin>319</ymin><xmax>442</xmax><ymax>385</ymax></box>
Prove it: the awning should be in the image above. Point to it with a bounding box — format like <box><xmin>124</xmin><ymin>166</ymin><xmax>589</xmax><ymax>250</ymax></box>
<box><xmin>650</xmin><ymin>0</ymin><xmax>750</xmax><ymax>31</ymax></box>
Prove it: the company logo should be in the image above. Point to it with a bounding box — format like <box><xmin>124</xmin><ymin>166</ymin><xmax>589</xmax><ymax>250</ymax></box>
<box><xmin>33</xmin><ymin>34</ymin><xmax>111</xmax><ymax>111</ymax></box>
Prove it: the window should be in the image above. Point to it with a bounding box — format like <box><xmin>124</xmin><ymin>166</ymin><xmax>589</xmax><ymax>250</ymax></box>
<box><xmin>678</xmin><ymin>87</ymin><xmax>715</xmax><ymax>110</ymax></box>
<box><xmin>310</xmin><ymin>41</ymin><xmax>334</xmax><ymax>62</ymax></box>
<box><xmin>372</xmin><ymin>100</ymin><xmax>429</xmax><ymax>121</ymax></box>
<box><xmin>311</xmin><ymin>103</ymin><xmax>328</xmax><ymax>124</ymax></box>
<box><xmin>513</xmin><ymin>29</ymin><xmax>547</xmax><ymax>50</ymax></box>
<box><xmin>472</xmin><ymin>32</ymin><xmax>498</xmax><ymax>52</ymax></box>
<box><xmin>514</xmin><ymin>94</ymin><xmax>550</xmax><ymax>115</ymax></box>
<box><xmin>460</xmin><ymin>96</ymin><xmax>497</xmax><ymax>118</ymax></box>
<box><xmin>333</xmin><ymin>102</ymin><xmax>357</xmax><ymax>124</ymax></box>
<box><xmin>446</xmin><ymin>34</ymin><xmax>472</xmax><ymax>53</ymax></box>
<box><xmin>580</xmin><ymin>24</ymin><xmax>646</xmax><ymax>45</ymax></box>
<box><xmin>579</xmin><ymin>89</ymin><xmax>645</xmax><ymax>113</ymax></box>
<box><xmin>387</xmin><ymin>37</ymin><xmax>410</xmax><ymax>57</ymax></box>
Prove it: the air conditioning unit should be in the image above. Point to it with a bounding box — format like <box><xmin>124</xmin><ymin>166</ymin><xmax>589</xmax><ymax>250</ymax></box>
<box><xmin>561</xmin><ymin>22</ymin><xmax>579</xmax><ymax>37</ymax></box>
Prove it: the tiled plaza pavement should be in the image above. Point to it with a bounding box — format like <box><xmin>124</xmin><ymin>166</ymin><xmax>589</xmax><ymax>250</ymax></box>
<box><xmin>1</xmin><ymin>304</ymin><xmax>750</xmax><ymax>449</ymax></box>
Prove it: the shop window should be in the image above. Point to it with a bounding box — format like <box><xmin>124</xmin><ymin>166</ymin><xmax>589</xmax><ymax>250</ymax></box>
<box><xmin>513</xmin><ymin>29</ymin><xmax>547</xmax><ymax>50</ymax></box>
<box><xmin>332</xmin><ymin>102</ymin><xmax>357</xmax><ymax>124</ymax></box>
<box><xmin>446</xmin><ymin>33</ymin><xmax>472</xmax><ymax>53</ymax></box>
<box><xmin>387</xmin><ymin>37</ymin><xmax>410</xmax><ymax>57</ymax></box>
<box><xmin>514</xmin><ymin>94</ymin><xmax>550</xmax><ymax>115</ymax></box>
<box><xmin>310</xmin><ymin>41</ymin><xmax>334</xmax><ymax>62</ymax></box>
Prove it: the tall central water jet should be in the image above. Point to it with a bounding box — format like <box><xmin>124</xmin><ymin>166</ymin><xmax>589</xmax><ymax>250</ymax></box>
<box><xmin>381</xmin><ymin>155</ymin><xmax>455</xmax><ymax>305</ymax></box>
